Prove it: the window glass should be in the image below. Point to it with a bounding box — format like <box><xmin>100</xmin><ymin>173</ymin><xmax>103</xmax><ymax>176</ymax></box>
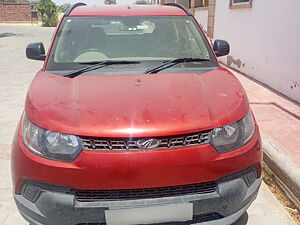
<box><xmin>233</xmin><ymin>0</ymin><xmax>250</xmax><ymax>4</ymax></box>
<box><xmin>47</xmin><ymin>16</ymin><xmax>216</xmax><ymax>71</ymax></box>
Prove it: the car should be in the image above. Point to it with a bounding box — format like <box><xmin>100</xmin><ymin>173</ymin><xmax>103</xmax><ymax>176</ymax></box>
<box><xmin>11</xmin><ymin>3</ymin><xmax>262</xmax><ymax>225</ymax></box>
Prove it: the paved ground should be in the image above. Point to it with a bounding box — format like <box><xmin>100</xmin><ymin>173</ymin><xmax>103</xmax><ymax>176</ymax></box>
<box><xmin>0</xmin><ymin>25</ymin><xmax>297</xmax><ymax>225</ymax></box>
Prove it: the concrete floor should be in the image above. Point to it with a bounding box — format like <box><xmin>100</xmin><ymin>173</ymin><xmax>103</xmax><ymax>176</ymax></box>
<box><xmin>0</xmin><ymin>25</ymin><xmax>297</xmax><ymax>225</ymax></box>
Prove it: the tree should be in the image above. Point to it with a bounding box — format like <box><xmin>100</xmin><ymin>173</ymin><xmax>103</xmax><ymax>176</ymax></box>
<box><xmin>36</xmin><ymin>0</ymin><xmax>59</xmax><ymax>27</ymax></box>
<box><xmin>104</xmin><ymin>0</ymin><xmax>117</xmax><ymax>4</ymax></box>
<box><xmin>2</xmin><ymin>0</ymin><xmax>29</xmax><ymax>2</ymax></box>
<box><xmin>59</xmin><ymin>3</ymin><xmax>70</xmax><ymax>13</ymax></box>
<box><xmin>134</xmin><ymin>0</ymin><xmax>149</xmax><ymax>4</ymax></box>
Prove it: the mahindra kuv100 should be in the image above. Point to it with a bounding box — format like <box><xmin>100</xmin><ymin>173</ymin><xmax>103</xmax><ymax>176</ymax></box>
<box><xmin>11</xmin><ymin>3</ymin><xmax>262</xmax><ymax>225</ymax></box>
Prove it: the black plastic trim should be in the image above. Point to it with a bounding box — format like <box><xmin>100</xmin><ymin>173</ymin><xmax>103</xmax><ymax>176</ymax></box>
<box><xmin>73</xmin><ymin>181</ymin><xmax>217</xmax><ymax>201</ymax></box>
<box><xmin>217</xmin><ymin>164</ymin><xmax>260</xmax><ymax>187</ymax></box>
<box><xmin>163</xmin><ymin>3</ymin><xmax>192</xmax><ymax>16</ymax></box>
<box><xmin>64</xmin><ymin>2</ymin><xmax>87</xmax><ymax>16</ymax></box>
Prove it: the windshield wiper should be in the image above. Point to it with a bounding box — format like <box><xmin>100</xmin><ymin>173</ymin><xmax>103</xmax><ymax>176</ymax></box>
<box><xmin>144</xmin><ymin>58</ymin><xmax>211</xmax><ymax>74</ymax></box>
<box><xmin>64</xmin><ymin>60</ymin><xmax>140</xmax><ymax>78</ymax></box>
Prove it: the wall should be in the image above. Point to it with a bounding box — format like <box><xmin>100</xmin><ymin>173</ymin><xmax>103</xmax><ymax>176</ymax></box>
<box><xmin>204</xmin><ymin>0</ymin><xmax>300</xmax><ymax>103</ymax></box>
<box><xmin>162</xmin><ymin>0</ymin><xmax>176</xmax><ymax>4</ymax></box>
<box><xmin>194</xmin><ymin>7</ymin><xmax>208</xmax><ymax>32</ymax></box>
<box><xmin>0</xmin><ymin>3</ymin><xmax>36</xmax><ymax>22</ymax></box>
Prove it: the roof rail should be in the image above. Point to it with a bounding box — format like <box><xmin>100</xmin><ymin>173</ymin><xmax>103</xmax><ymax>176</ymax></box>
<box><xmin>64</xmin><ymin>2</ymin><xmax>87</xmax><ymax>16</ymax></box>
<box><xmin>163</xmin><ymin>3</ymin><xmax>192</xmax><ymax>16</ymax></box>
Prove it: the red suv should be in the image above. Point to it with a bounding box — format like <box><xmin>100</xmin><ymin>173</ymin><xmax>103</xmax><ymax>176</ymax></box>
<box><xmin>11</xmin><ymin>3</ymin><xmax>262</xmax><ymax>225</ymax></box>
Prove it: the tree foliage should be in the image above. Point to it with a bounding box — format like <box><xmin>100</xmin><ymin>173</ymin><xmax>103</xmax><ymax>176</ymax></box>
<box><xmin>2</xmin><ymin>0</ymin><xmax>29</xmax><ymax>2</ymax></box>
<box><xmin>58</xmin><ymin>3</ymin><xmax>70</xmax><ymax>13</ymax></box>
<box><xmin>36</xmin><ymin>0</ymin><xmax>59</xmax><ymax>27</ymax></box>
<box><xmin>104</xmin><ymin>0</ymin><xmax>117</xmax><ymax>4</ymax></box>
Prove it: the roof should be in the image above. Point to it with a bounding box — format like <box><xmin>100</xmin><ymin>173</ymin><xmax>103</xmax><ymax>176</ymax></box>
<box><xmin>69</xmin><ymin>4</ymin><xmax>189</xmax><ymax>17</ymax></box>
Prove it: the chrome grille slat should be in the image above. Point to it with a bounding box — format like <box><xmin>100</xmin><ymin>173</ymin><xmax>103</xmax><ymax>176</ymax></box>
<box><xmin>81</xmin><ymin>131</ymin><xmax>211</xmax><ymax>151</ymax></box>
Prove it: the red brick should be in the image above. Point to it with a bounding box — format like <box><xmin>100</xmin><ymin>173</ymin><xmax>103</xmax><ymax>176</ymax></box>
<box><xmin>0</xmin><ymin>3</ymin><xmax>37</xmax><ymax>22</ymax></box>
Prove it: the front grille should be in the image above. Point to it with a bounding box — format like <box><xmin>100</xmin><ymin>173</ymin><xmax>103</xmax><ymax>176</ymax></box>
<box><xmin>73</xmin><ymin>181</ymin><xmax>217</xmax><ymax>202</ymax></box>
<box><xmin>81</xmin><ymin>131</ymin><xmax>211</xmax><ymax>151</ymax></box>
<box><xmin>76</xmin><ymin>212</ymin><xmax>223</xmax><ymax>225</ymax></box>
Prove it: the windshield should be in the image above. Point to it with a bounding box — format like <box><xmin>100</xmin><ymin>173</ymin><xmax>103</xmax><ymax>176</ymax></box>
<box><xmin>46</xmin><ymin>16</ymin><xmax>217</xmax><ymax>73</ymax></box>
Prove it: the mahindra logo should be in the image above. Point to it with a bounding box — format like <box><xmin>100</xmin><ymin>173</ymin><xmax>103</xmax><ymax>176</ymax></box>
<box><xmin>136</xmin><ymin>139</ymin><xmax>160</xmax><ymax>149</ymax></box>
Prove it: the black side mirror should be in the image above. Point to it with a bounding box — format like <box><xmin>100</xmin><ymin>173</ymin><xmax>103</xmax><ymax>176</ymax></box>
<box><xmin>26</xmin><ymin>42</ymin><xmax>46</xmax><ymax>61</ymax></box>
<box><xmin>213</xmin><ymin>40</ymin><xmax>230</xmax><ymax>57</ymax></box>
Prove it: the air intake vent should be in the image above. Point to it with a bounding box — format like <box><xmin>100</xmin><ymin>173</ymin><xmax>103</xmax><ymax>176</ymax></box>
<box><xmin>73</xmin><ymin>181</ymin><xmax>217</xmax><ymax>202</ymax></box>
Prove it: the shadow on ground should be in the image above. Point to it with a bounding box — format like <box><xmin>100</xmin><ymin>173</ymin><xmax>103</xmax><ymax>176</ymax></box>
<box><xmin>0</xmin><ymin>32</ymin><xmax>20</xmax><ymax>38</ymax></box>
<box><xmin>232</xmin><ymin>212</ymin><xmax>249</xmax><ymax>225</ymax></box>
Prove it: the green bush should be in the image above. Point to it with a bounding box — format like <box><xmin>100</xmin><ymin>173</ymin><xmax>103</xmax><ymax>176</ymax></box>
<box><xmin>36</xmin><ymin>0</ymin><xmax>59</xmax><ymax>27</ymax></box>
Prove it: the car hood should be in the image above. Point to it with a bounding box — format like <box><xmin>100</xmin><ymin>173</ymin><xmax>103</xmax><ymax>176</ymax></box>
<box><xmin>25</xmin><ymin>68</ymin><xmax>249</xmax><ymax>137</ymax></box>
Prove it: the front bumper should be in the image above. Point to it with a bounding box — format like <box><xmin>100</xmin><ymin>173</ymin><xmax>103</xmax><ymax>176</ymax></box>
<box><xmin>12</xmin><ymin>125</ymin><xmax>262</xmax><ymax>192</ymax></box>
<box><xmin>14</xmin><ymin>170</ymin><xmax>261</xmax><ymax>225</ymax></box>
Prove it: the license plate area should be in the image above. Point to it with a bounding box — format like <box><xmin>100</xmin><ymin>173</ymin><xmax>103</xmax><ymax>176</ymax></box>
<box><xmin>105</xmin><ymin>203</ymin><xmax>193</xmax><ymax>225</ymax></box>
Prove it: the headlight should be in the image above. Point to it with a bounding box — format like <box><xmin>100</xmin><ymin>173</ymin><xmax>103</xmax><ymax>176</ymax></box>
<box><xmin>210</xmin><ymin>112</ymin><xmax>255</xmax><ymax>153</ymax></box>
<box><xmin>22</xmin><ymin>115</ymin><xmax>82</xmax><ymax>162</ymax></box>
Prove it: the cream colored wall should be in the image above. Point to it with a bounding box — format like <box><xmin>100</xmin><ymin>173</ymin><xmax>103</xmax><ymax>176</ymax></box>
<box><xmin>194</xmin><ymin>7</ymin><xmax>208</xmax><ymax>32</ymax></box>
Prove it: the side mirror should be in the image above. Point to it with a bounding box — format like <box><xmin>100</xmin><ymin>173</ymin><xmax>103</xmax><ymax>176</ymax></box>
<box><xmin>213</xmin><ymin>40</ymin><xmax>230</xmax><ymax>57</ymax></box>
<box><xmin>26</xmin><ymin>42</ymin><xmax>46</xmax><ymax>61</ymax></box>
